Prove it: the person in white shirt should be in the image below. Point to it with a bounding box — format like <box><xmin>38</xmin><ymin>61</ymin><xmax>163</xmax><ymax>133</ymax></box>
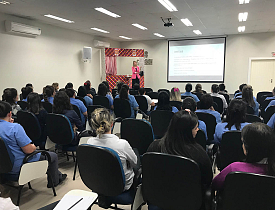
<box><xmin>210</xmin><ymin>84</ymin><xmax>228</xmax><ymax>110</ymax></box>
<box><xmin>87</xmin><ymin>108</ymin><xmax>137</xmax><ymax>191</ymax></box>
<box><xmin>138</xmin><ymin>88</ymin><xmax>155</xmax><ymax>112</ymax></box>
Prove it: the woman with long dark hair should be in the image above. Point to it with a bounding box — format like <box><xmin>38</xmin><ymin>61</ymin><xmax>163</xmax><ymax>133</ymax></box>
<box><xmin>98</xmin><ymin>83</ymin><xmax>114</xmax><ymax>110</ymax></box>
<box><xmin>214</xmin><ymin>99</ymin><xmax>249</xmax><ymax>144</ymax></box>
<box><xmin>84</xmin><ymin>80</ymin><xmax>96</xmax><ymax>97</ymax></box>
<box><xmin>212</xmin><ymin>123</ymin><xmax>275</xmax><ymax>190</ymax></box>
<box><xmin>242</xmin><ymin>85</ymin><xmax>259</xmax><ymax>116</ymax></box>
<box><xmin>102</xmin><ymin>81</ymin><xmax>113</xmax><ymax>99</ymax></box>
<box><xmin>2</xmin><ymin>88</ymin><xmax>21</xmax><ymax>116</ymax></box>
<box><xmin>154</xmin><ymin>91</ymin><xmax>178</xmax><ymax>113</ymax></box>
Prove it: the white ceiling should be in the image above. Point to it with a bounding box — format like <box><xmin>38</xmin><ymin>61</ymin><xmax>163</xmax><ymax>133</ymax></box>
<box><xmin>0</xmin><ymin>0</ymin><xmax>274</xmax><ymax>41</ymax></box>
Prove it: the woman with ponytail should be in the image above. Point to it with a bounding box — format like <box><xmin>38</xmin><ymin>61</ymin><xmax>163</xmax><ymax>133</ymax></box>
<box><xmin>87</xmin><ymin>108</ymin><xmax>137</xmax><ymax>191</ymax></box>
<box><xmin>42</xmin><ymin>85</ymin><xmax>55</xmax><ymax>104</ymax></box>
<box><xmin>212</xmin><ymin>123</ymin><xmax>275</xmax><ymax>190</ymax></box>
<box><xmin>213</xmin><ymin>99</ymin><xmax>249</xmax><ymax>144</ymax></box>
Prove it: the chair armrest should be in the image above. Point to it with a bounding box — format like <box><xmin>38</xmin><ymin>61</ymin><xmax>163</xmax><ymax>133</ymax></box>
<box><xmin>77</xmin><ymin>130</ymin><xmax>96</xmax><ymax>138</ymax></box>
<box><xmin>137</xmin><ymin>109</ymin><xmax>149</xmax><ymax>120</ymax></box>
<box><xmin>23</xmin><ymin>150</ymin><xmax>50</xmax><ymax>164</ymax></box>
<box><xmin>114</xmin><ymin>117</ymin><xmax>122</xmax><ymax>123</ymax></box>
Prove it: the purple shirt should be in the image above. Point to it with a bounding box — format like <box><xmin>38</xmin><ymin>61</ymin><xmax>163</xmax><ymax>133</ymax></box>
<box><xmin>212</xmin><ymin>162</ymin><xmax>268</xmax><ymax>190</ymax></box>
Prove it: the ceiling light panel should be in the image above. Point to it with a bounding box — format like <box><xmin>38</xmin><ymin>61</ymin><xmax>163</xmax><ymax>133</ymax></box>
<box><xmin>181</xmin><ymin>18</ymin><xmax>193</xmax><ymax>26</ymax></box>
<box><xmin>91</xmin><ymin>28</ymin><xmax>110</xmax><ymax>33</ymax></box>
<box><xmin>154</xmin><ymin>33</ymin><xmax>165</xmax><ymax>37</ymax></box>
<box><xmin>193</xmin><ymin>30</ymin><xmax>202</xmax><ymax>35</ymax></box>
<box><xmin>0</xmin><ymin>1</ymin><xmax>10</xmax><ymax>5</ymax></box>
<box><xmin>158</xmin><ymin>0</ymin><xmax>178</xmax><ymax>12</ymax></box>
<box><xmin>238</xmin><ymin>26</ymin><xmax>245</xmax><ymax>32</ymax></box>
<box><xmin>132</xmin><ymin>23</ymin><xmax>148</xmax><ymax>30</ymax></box>
<box><xmin>119</xmin><ymin>36</ymin><xmax>132</xmax><ymax>40</ymax></box>
<box><xmin>44</xmin><ymin>14</ymin><xmax>74</xmax><ymax>23</ymax></box>
<box><xmin>239</xmin><ymin>12</ymin><xmax>248</xmax><ymax>22</ymax></box>
<box><xmin>94</xmin><ymin>7</ymin><xmax>121</xmax><ymax>18</ymax></box>
<box><xmin>239</xmin><ymin>0</ymin><xmax>250</xmax><ymax>4</ymax></box>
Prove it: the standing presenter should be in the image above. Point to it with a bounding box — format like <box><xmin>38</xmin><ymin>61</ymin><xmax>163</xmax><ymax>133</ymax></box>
<box><xmin>132</xmin><ymin>61</ymin><xmax>140</xmax><ymax>87</ymax></box>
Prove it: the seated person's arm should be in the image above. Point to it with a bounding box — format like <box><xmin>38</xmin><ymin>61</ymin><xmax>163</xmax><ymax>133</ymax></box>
<box><xmin>150</xmin><ymin>102</ymin><xmax>155</xmax><ymax>106</ymax></box>
<box><xmin>83</xmin><ymin>111</ymin><xmax>88</xmax><ymax>116</ymax></box>
<box><xmin>110</xmin><ymin>105</ymin><xmax>114</xmax><ymax>110</ymax></box>
<box><xmin>21</xmin><ymin>143</ymin><xmax>36</xmax><ymax>154</ymax></box>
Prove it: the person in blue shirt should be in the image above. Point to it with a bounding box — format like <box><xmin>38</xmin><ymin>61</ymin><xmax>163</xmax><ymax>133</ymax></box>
<box><xmin>181</xmin><ymin>83</ymin><xmax>200</xmax><ymax>102</ymax></box>
<box><xmin>267</xmin><ymin>113</ymin><xmax>275</xmax><ymax>129</ymax></box>
<box><xmin>266</xmin><ymin>100</ymin><xmax>275</xmax><ymax>111</ymax></box>
<box><xmin>21</xmin><ymin>86</ymin><xmax>33</xmax><ymax>102</ymax></box>
<box><xmin>234</xmin><ymin>83</ymin><xmax>247</xmax><ymax>98</ymax></box>
<box><xmin>181</xmin><ymin>97</ymin><xmax>208</xmax><ymax>140</ymax></box>
<box><xmin>77</xmin><ymin>86</ymin><xmax>93</xmax><ymax>107</ymax></box>
<box><xmin>41</xmin><ymin>85</ymin><xmax>55</xmax><ymax>104</ymax></box>
<box><xmin>115</xmin><ymin>84</ymin><xmax>139</xmax><ymax>118</ymax></box>
<box><xmin>214</xmin><ymin>99</ymin><xmax>250</xmax><ymax>144</ymax></box>
<box><xmin>196</xmin><ymin>94</ymin><xmax>221</xmax><ymax>123</ymax></box>
<box><xmin>265</xmin><ymin>87</ymin><xmax>275</xmax><ymax>101</ymax></box>
<box><xmin>0</xmin><ymin>101</ymin><xmax>66</xmax><ymax>187</ymax></box>
<box><xmin>154</xmin><ymin>91</ymin><xmax>179</xmax><ymax>113</ymax></box>
<box><xmin>242</xmin><ymin>85</ymin><xmax>259</xmax><ymax>116</ymax></box>
<box><xmin>98</xmin><ymin>83</ymin><xmax>114</xmax><ymax>110</ymax></box>
<box><xmin>65</xmin><ymin>88</ymin><xmax>87</xmax><ymax>126</ymax></box>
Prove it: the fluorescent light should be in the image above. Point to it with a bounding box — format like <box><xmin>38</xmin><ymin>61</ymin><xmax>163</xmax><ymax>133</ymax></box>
<box><xmin>158</xmin><ymin>0</ymin><xmax>178</xmax><ymax>12</ymax></box>
<box><xmin>0</xmin><ymin>1</ymin><xmax>10</xmax><ymax>5</ymax></box>
<box><xmin>91</xmin><ymin>28</ymin><xmax>110</xmax><ymax>33</ymax></box>
<box><xmin>44</xmin><ymin>14</ymin><xmax>74</xmax><ymax>23</ymax></box>
<box><xmin>193</xmin><ymin>30</ymin><xmax>202</xmax><ymax>35</ymax></box>
<box><xmin>154</xmin><ymin>33</ymin><xmax>165</xmax><ymax>37</ymax></box>
<box><xmin>238</xmin><ymin>26</ymin><xmax>245</xmax><ymax>32</ymax></box>
<box><xmin>94</xmin><ymin>7</ymin><xmax>121</xmax><ymax>18</ymax></box>
<box><xmin>181</xmin><ymin>18</ymin><xmax>193</xmax><ymax>26</ymax></box>
<box><xmin>239</xmin><ymin>12</ymin><xmax>248</xmax><ymax>22</ymax></box>
<box><xmin>132</xmin><ymin>23</ymin><xmax>148</xmax><ymax>30</ymax></box>
<box><xmin>239</xmin><ymin>0</ymin><xmax>250</xmax><ymax>4</ymax></box>
<box><xmin>119</xmin><ymin>36</ymin><xmax>132</xmax><ymax>40</ymax></box>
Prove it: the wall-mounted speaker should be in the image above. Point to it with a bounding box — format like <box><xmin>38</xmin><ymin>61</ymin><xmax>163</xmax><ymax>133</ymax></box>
<box><xmin>83</xmin><ymin>47</ymin><xmax>92</xmax><ymax>62</ymax></box>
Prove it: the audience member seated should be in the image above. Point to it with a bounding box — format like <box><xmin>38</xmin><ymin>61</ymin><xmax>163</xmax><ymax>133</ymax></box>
<box><xmin>87</xmin><ymin>108</ymin><xmax>137</xmax><ymax>191</ymax></box>
<box><xmin>138</xmin><ymin>88</ymin><xmax>155</xmax><ymax>113</ymax></box>
<box><xmin>53</xmin><ymin>91</ymin><xmax>84</xmax><ymax>145</ymax></box>
<box><xmin>212</xmin><ymin>123</ymin><xmax>275</xmax><ymax>190</ymax></box>
<box><xmin>210</xmin><ymin>84</ymin><xmax>228</xmax><ymax>109</ymax></box>
<box><xmin>98</xmin><ymin>83</ymin><xmax>114</xmax><ymax>110</ymax></box>
<box><xmin>21</xmin><ymin>86</ymin><xmax>33</xmax><ymax>102</ymax></box>
<box><xmin>65</xmin><ymin>88</ymin><xmax>87</xmax><ymax>126</ymax></box>
<box><xmin>115</xmin><ymin>84</ymin><xmax>139</xmax><ymax>118</ymax></box>
<box><xmin>219</xmin><ymin>83</ymin><xmax>228</xmax><ymax>94</ymax></box>
<box><xmin>52</xmin><ymin>82</ymin><xmax>59</xmax><ymax>93</ymax></box>
<box><xmin>265</xmin><ymin>87</ymin><xmax>275</xmax><ymax>101</ymax></box>
<box><xmin>77</xmin><ymin>86</ymin><xmax>93</xmax><ymax>106</ymax></box>
<box><xmin>133</xmin><ymin>83</ymin><xmax>140</xmax><ymax>91</ymax></box>
<box><xmin>181</xmin><ymin>83</ymin><xmax>200</xmax><ymax>102</ymax></box>
<box><xmin>148</xmin><ymin>110</ymin><xmax>213</xmax><ymax>186</ymax></box>
<box><xmin>242</xmin><ymin>85</ymin><xmax>259</xmax><ymax>116</ymax></box>
<box><xmin>2</xmin><ymin>88</ymin><xmax>21</xmax><ymax>117</ymax></box>
<box><xmin>267</xmin><ymin>113</ymin><xmax>275</xmax><ymax>129</ymax></box>
<box><xmin>182</xmin><ymin>97</ymin><xmax>208</xmax><ymax>140</ymax></box>
<box><xmin>84</xmin><ymin>80</ymin><xmax>96</xmax><ymax>97</ymax></box>
<box><xmin>65</xmin><ymin>82</ymin><xmax>73</xmax><ymax>89</ymax></box>
<box><xmin>26</xmin><ymin>83</ymin><xmax>33</xmax><ymax>89</ymax></box>
<box><xmin>154</xmin><ymin>91</ymin><xmax>178</xmax><ymax>113</ymax></box>
<box><xmin>102</xmin><ymin>81</ymin><xmax>113</xmax><ymax>99</ymax></box>
<box><xmin>192</xmin><ymin>83</ymin><xmax>205</xmax><ymax>99</ymax></box>
<box><xmin>41</xmin><ymin>85</ymin><xmax>55</xmax><ymax>104</ymax></box>
<box><xmin>0</xmin><ymin>101</ymin><xmax>66</xmax><ymax>187</ymax></box>
<box><xmin>213</xmin><ymin>99</ymin><xmax>249</xmax><ymax>144</ymax></box>
<box><xmin>170</xmin><ymin>87</ymin><xmax>182</xmax><ymax>102</ymax></box>
<box><xmin>234</xmin><ymin>83</ymin><xmax>247</xmax><ymax>98</ymax></box>
<box><xmin>196</xmin><ymin>94</ymin><xmax>221</xmax><ymax>123</ymax></box>
<box><xmin>27</xmin><ymin>92</ymin><xmax>48</xmax><ymax>149</ymax></box>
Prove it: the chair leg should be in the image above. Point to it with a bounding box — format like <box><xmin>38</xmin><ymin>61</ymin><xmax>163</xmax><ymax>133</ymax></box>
<box><xmin>72</xmin><ymin>151</ymin><xmax>76</xmax><ymax>162</ymax></box>
<box><xmin>17</xmin><ymin>185</ymin><xmax>24</xmax><ymax>206</ymax></box>
<box><xmin>73</xmin><ymin>159</ymin><xmax>78</xmax><ymax>181</ymax></box>
<box><xmin>48</xmin><ymin>173</ymin><xmax>57</xmax><ymax>196</ymax></box>
<box><xmin>28</xmin><ymin>182</ymin><xmax>32</xmax><ymax>189</ymax></box>
<box><xmin>66</xmin><ymin>151</ymin><xmax>69</xmax><ymax>161</ymax></box>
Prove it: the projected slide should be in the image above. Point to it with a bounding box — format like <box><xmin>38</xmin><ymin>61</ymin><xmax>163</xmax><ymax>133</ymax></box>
<box><xmin>168</xmin><ymin>38</ymin><xmax>226</xmax><ymax>82</ymax></box>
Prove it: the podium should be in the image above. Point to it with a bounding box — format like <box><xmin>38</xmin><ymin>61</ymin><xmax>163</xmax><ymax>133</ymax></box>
<box><xmin>106</xmin><ymin>75</ymin><xmax>144</xmax><ymax>90</ymax></box>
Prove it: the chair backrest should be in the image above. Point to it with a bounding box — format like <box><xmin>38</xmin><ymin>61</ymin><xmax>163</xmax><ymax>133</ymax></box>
<box><xmin>144</xmin><ymin>88</ymin><xmax>153</xmax><ymax>93</ymax></box>
<box><xmin>223</xmin><ymin>172</ymin><xmax>275</xmax><ymax>210</ymax></box>
<box><xmin>87</xmin><ymin>105</ymin><xmax>104</xmax><ymax>122</ymax></box>
<box><xmin>181</xmin><ymin>95</ymin><xmax>191</xmax><ymax>100</ymax></box>
<box><xmin>246</xmin><ymin>105</ymin><xmax>255</xmax><ymax>115</ymax></box>
<box><xmin>129</xmin><ymin>89</ymin><xmax>139</xmax><ymax>96</ymax></box>
<box><xmin>0</xmin><ymin>137</ymin><xmax>13</xmax><ymax>174</ymax></box>
<box><xmin>114</xmin><ymin>98</ymin><xmax>131</xmax><ymax>119</ymax></box>
<box><xmin>150</xmin><ymin>110</ymin><xmax>174</xmax><ymax>138</ymax></box>
<box><xmin>260</xmin><ymin>94</ymin><xmax>272</xmax><ymax>105</ymax></box>
<box><xmin>77</xmin><ymin>145</ymin><xmax>125</xmax><ymax>196</ymax></box>
<box><xmin>147</xmin><ymin>92</ymin><xmax>158</xmax><ymax>99</ymax></box>
<box><xmin>75</xmin><ymin>96</ymin><xmax>87</xmax><ymax>107</ymax></box>
<box><xmin>121</xmin><ymin>119</ymin><xmax>154</xmax><ymax>155</ymax></box>
<box><xmin>17</xmin><ymin>101</ymin><xmax>29</xmax><ymax>110</ymax></box>
<box><xmin>245</xmin><ymin>114</ymin><xmax>262</xmax><ymax>123</ymax></box>
<box><xmin>142</xmin><ymin>153</ymin><xmax>202</xmax><ymax>210</ymax></box>
<box><xmin>195</xmin><ymin>130</ymin><xmax>206</xmax><ymax>150</ymax></box>
<box><xmin>93</xmin><ymin>95</ymin><xmax>110</xmax><ymax>109</ymax></box>
<box><xmin>257</xmin><ymin>91</ymin><xmax>272</xmax><ymax>104</ymax></box>
<box><xmin>169</xmin><ymin>101</ymin><xmax>182</xmax><ymax>111</ymax></box>
<box><xmin>212</xmin><ymin>96</ymin><xmax>223</xmax><ymax>114</ymax></box>
<box><xmin>261</xmin><ymin>99</ymin><xmax>274</xmax><ymax>114</ymax></box>
<box><xmin>42</xmin><ymin>102</ymin><xmax>52</xmax><ymax>113</ymax></box>
<box><xmin>220</xmin><ymin>131</ymin><xmax>245</xmax><ymax>170</ymax></box>
<box><xmin>219</xmin><ymin>93</ymin><xmax>230</xmax><ymax>104</ymax></box>
<box><xmin>264</xmin><ymin>105</ymin><xmax>275</xmax><ymax>123</ymax></box>
<box><xmin>46</xmin><ymin>113</ymin><xmax>74</xmax><ymax>145</ymax></box>
<box><xmin>72</xmin><ymin>104</ymin><xmax>82</xmax><ymax>120</ymax></box>
<box><xmin>196</xmin><ymin>112</ymin><xmax>217</xmax><ymax>141</ymax></box>
<box><xmin>17</xmin><ymin>111</ymin><xmax>41</xmax><ymax>141</ymax></box>
<box><xmin>158</xmin><ymin>89</ymin><xmax>170</xmax><ymax>96</ymax></box>
<box><xmin>135</xmin><ymin>96</ymin><xmax>148</xmax><ymax>113</ymax></box>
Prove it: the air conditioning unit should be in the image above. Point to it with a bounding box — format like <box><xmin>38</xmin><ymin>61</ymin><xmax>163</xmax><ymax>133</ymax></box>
<box><xmin>5</xmin><ymin>20</ymin><xmax>41</xmax><ymax>37</ymax></box>
<box><xmin>94</xmin><ymin>40</ymin><xmax>110</xmax><ymax>49</ymax></box>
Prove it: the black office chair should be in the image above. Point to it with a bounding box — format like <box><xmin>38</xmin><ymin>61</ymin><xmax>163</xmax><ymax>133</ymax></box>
<box><xmin>264</xmin><ymin>105</ymin><xmax>275</xmax><ymax>123</ymax></box>
<box><xmin>72</xmin><ymin>104</ymin><xmax>82</xmax><ymax>121</ymax></box>
<box><xmin>42</xmin><ymin>102</ymin><xmax>52</xmax><ymax>113</ymax></box>
<box><xmin>219</xmin><ymin>172</ymin><xmax>275</xmax><ymax>210</ymax></box>
<box><xmin>158</xmin><ymin>89</ymin><xmax>170</xmax><ymax>96</ymax></box>
<box><xmin>257</xmin><ymin>91</ymin><xmax>272</xmax><ymax>104</ymax></box>
<box><xmin>129</xmin><ymin>89</ymin><xmax>139</xmax><ymax>96</ymax></box>
<box><xmin>142</xmin><ymin>153</ymin><xmax>211</xmax><ymax>210</ymax></box>
<box><xmin>212</xmin><ymin>96</ymin><xmax>223</xmax><ymax>114</ymax></box>
<box><xmin>147</xmin><ymin>92</ymin><xmax>158</xmax><ymax>99</ymax></box>
<box><xmin>195</xmin><ymin>130</ymin><xmax>206</xmax><ymax>150</ymax></box>
<box><xmin>169</xmin><ymin>101</ymin><xmax>182</xmax><ymax>111</ymax></box>
<box><xmin>217</xmin><ymin>131</ymin><xmax>245</xmax><ymax>170</ymax></box>
<box><xmin>196</xmin><ymin>112</ymin><xmax>217</xmax><ymax>142</ymax></box>
<box><xmin>219</xmin><ymin>93</ymin><xmax>230</xmax><ymax>104</ymax></box>
<box><xmin>17</xmin><ymin>101</ymin><xmax>29</xmax><ymax>110</ymax></box>
<box><xmin>0</xmin><ymin>137</ymin><xmax>56</xmax><ymax>206</ymax></box>
<box><xmin>121</xmin><ymin>119</ymin><xmax>154</xmax><ymax>155</ymax></box>
<box><xmin>261</xmin><ymin>99</ymin><xmax>274</xmax><ymax>113</ymax></box>
<box><xmin>114</xmin><ymin>98</ymin><xmax>131</xmax><ymax>119</ymax></box>
<box><xmin>75</xmin><ymin>96</ymin><xmax>87</xmax><ymax>107</ymax></box>
<box><xmin>260</xmin><ymin>94</ymin><xmax>273</xmax><ymax>106</ymax></box>
<box><xmin>135</xmin><ymin>96</ymin><xmax>148</xmax><ymax>114</ymax></box>
<box><xmin>144</xmin><ymin>88</ymin><xmax>153</xmax><ymax>93</ymax></box>
<box><xmin>112</xmin><ymin>88</ymin><xmax>118</xmax><ymax>99</ymax></box>
<box><xmin>245</xmin><ymin>114</ymin><xmax>262</xmax><ymax>123</ymax></box>
<box><xmin>246</xmin><ymin>105</ymin><xmax>255</xmax><ymax>115</ymax></box>
<box><xmin>17</xmin><ymin>111</ymin><xmax>42</xmax><ymax>147</ymax></box>
<box><xmin>77</xmin><ymin>145</ymin><xmax>140</xmax><ymax>209</ymax></box>
<box><xmin>93</xmin><ymin>95</ymin><xmax>110</xmax><ymax>109</ymax></box>
<box><xmin>150</xmin><ymin>110</ymin><xmax>174</xmax><ymax>139</ymax></box>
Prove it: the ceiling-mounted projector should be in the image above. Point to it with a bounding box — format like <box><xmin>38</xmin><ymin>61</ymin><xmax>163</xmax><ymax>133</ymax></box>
<box><xmin>161</xmin><ymin>17</ymin><xmax>174</xmax><ymax>27</ymax></box>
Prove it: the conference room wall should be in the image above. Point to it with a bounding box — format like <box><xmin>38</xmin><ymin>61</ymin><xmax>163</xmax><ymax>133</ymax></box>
<box><xmin>0</xmin><ymin>12</ymin><xmax>120</xmax><ymax>95</ymax></box>
<box><xmin>119</xmin><ymin>32</ymin><xmax>275</xmax><ymax>94</ymax></box>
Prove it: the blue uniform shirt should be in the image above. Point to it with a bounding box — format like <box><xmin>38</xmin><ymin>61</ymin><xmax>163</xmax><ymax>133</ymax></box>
<box><xmin>196</xmin><ymin>109</ymin><xmax>222</xmax><ymax>124</ymax></box>
<box><xmin>106</xmin><ymin>94</ymin><xmax>114</xmax><ymax>107</ymax></box>
<box><xmin>153</xmin><ymin>106</ymin><xmax>179</xmax><ymax>113</ymax></box>
<box><xmin>181</xmin><ymin>92</ymin><xmax>200</xmax><ymax>102</ymax></box>
<box><xmin>22</xmin><ymin>98</ymin><xmax>27</xmax><ymax>102</ymax></box>
<box><xmin>70</xmin><ymin>98</ymin><xmax>87</xmax><ymax>125</ymax></box>
<box><xmin>266</xmin><ymin>100</ymin><xmax>275</xmax><ymax>111</ymax></box>
<box><xmin>41</xmin><ymin>97</ymin><xmax>54</xmax><ymax>104</ymax></box>
<box><xmin>0</xmin><ymin>120</ymin><xmax>41</xmax><ymax>176</ymax></box>
<box><xmin>115</xmin><ymin>94</ymin><xmax>139</xmax><ymax>118</ymax></box>
<box><xmin>198</xmin><ymin>120</ymin><xmax>208</xmax><ymax>140</ymax></box>
<box><xmin>267</xmin><ymin>113</ymin><xmax>275</xmax><ymax>129</ymax></box>
<box><xmin>265</xmin><ymin>96</ymin><xmax>275</xmax><ymax>101</ymax></box>
<box><xmin>84</xmin><ymin>96</ymin><xmax>93</xmax><ymax>106</ymax></box>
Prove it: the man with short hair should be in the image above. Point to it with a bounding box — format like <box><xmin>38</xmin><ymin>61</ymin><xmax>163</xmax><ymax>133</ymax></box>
<box><xmin>138</xmin><ymin>88</ymin><xmax>155</xmax><ymax>113</ymax></box>
<box><xmin>210</xmin><ymin>84</ymin><xmax>228</xmax><ymax>109</ymax></box>
<box><xmin>181</xmin><ymin>83</ymin><xmax>200</xmax><ymax>102</ymax></box>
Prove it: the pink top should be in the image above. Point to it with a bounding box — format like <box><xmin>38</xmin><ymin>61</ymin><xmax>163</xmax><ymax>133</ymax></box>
<box><xmin>212</xmin><ymin>162</ymin><xmax>268</xmax><ymax>190</ymax></box>
<box><xmin>132</xmin><ymin>66</ymin><xmax>140</xmax><ymax>79</ymax></box>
